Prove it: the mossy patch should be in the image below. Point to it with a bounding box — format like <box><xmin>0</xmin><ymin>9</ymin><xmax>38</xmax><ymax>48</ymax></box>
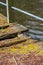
<box><xmin>18</xmin><ymin>44</ymin><xmax>40</xmax><ymax>54</ymax></box>
<box><xmin>0</xmin><ymin>43</ymin><xmax>40</xmax><ymax>54</ymax></box>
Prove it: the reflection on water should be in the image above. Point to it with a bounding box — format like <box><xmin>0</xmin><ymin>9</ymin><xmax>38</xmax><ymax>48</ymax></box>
<box><xmin>0</xmin><ymin>0</ymin><xmax>43</xmax><ymax>40</ymax></box>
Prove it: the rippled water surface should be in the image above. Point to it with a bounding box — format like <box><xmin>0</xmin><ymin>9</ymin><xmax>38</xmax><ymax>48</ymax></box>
<box><xmin>0</xmin><ymin>0</ymin><xmax>43</xmax><ymax>40</ymax></box>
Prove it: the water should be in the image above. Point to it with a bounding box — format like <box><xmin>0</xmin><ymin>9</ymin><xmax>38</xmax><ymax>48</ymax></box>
<box><xmin>0</xmin><ymin>0</ymin><xmax>43</xmax><ymax>41</ymax></box>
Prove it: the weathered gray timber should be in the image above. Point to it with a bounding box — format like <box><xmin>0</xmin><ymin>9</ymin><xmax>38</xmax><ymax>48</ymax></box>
<box><xmin>0</xmin><ymin>23</ymin><xmax>28</xmax><ymax>40</ymax></box>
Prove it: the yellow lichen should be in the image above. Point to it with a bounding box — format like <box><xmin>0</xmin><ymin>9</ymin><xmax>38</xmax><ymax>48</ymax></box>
<box><xmin>18</xmin><ymin>44</ymin><xmax>39</xmax><ymax>54</ymax></box>
<box><xmin>2</xmin><ymin>28</ymin><xmax>11</xmax><ymax>32</ymax></box>
<box><xmin>27</xmin><ymin>44</ymin><xmax>40</xmax><ymax>53</ymax></box>
<box><xmin>0</xmin><ymin>43</ymin><xmax>40</xmax><ymax>54</ymax></box>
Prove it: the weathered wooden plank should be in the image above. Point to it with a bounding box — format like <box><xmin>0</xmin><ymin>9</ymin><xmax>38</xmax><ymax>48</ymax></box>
<box><xmin>0</xmin><ymin>35</ymin><xmax>29</xmax><ymax>47</ymax></box>
<box><xmin>0</xmin><ymin>23</ymin><xmax>28</xmax><ymax>40</ymax></box>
